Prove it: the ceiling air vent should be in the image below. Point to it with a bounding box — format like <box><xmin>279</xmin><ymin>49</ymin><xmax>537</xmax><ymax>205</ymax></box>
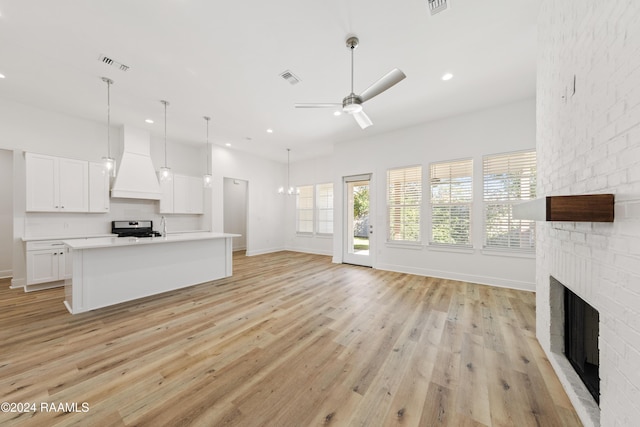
<box><xmin>99</xmin><ymin>54</ymin><xmax>130</xmax><ymax>72</ymax></box>
<box><xmin>280</xmin><ymin>70</ymin><xmax>301</xmax><ymax>85</ymax></box>
<box><xmin>428</xmin><ymin>0</ymin><xmax>448</xmax><ymax>15</ymax></box>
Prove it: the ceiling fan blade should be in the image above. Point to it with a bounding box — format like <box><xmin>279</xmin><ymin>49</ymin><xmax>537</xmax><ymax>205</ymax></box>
<box><xmin>294</xmin><ymin>103</ymin><xmax>342</xmax><ymax>108</ymax></box>
<box><xmin>352</xmin><ymin>110</ymin><xmax>373</xmax><ymax>129</ymax></box>
<box><xmin>359</xmin><ymin>68</ymin><xmax>406</xmax><ymax>103</ymax></box>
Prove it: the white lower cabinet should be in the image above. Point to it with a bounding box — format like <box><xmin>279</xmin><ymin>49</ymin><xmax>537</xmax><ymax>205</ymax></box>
<box><xmin>26</xmin><ymin>241</ymin><xmax>72</xmax><ymax>291</ymax></box>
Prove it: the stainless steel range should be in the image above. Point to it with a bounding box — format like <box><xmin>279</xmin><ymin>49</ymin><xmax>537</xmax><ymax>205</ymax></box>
<box><xmin>111</xmin><ymin>220</ymin><xmax>162</xmax><ymax>238</ymax></box>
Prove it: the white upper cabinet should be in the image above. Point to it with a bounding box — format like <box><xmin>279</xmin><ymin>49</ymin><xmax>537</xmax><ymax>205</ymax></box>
<box><xmin>88</xmin><ymin>161</ymin><xmax>110</xmax><ymax>213</ymax></box>
<box><xmin>159</xmin><ymin>174</ymin><xmax>203</xmax><ymax>214</ymax></box>
<box><xmin>26</xmin><ymin>153</ymin><xmax>88</xmax><ymax>212</ymax></box>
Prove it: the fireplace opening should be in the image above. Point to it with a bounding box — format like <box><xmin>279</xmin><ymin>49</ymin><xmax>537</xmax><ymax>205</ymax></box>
<box><xmin>564</xmin><ymin>286</ymin><xmax>600</xmax><ymax>404</ymax></box>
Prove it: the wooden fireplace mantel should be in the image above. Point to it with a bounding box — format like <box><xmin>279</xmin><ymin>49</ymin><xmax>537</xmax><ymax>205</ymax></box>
<box><xmin>513</xmin><ymin>194</ymin><xmax>614</xmax><ymax>222</ymax></box>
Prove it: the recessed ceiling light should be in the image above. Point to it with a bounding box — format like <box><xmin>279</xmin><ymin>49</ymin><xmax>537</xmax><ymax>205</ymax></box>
<box><xmin>145</xmin><ymin>119</ymin><xmax>154</xmax><ymax>124</ymax></box>
<box><xmin>442</xmin><ymin>73</ymin><xmax>453</xmax><ymax>81</ymax></box>
<box><xmin>333</xmin><ymin>111</ymin><xmax>342</xmax><ymax>116</ymax></box>
<box><xmin>225</xmin><ymin>143</ymin><xmax>231</xmax><ymax>147</ymax></box>
<box><xmin>0</xmin><ymin>73</ymin><xmax>5</xmax><ymax>79</ymax></box>
<box><xmin>266</xmin><ymin>128</ymin><xmax>273</xmax><ymax>133</ymax></box>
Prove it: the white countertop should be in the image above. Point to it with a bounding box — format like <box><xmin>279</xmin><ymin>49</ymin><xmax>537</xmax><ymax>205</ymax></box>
<box><xmin>22</xmin><ymin>233</ymin><xmax>117</xmax><ymax>242</ymax></box>
<box><xmin>63</xmin><ymin>232</ymin><xmax>240</xmax><ymax>250</ymax></box>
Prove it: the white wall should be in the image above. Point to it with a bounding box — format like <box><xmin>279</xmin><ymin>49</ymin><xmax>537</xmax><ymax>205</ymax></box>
<box><xmin>285</xmin><ymin>155</ymin><xmax>334</xmax><ymax>256</ymax></box>
<box><xmin>329</xmin><ymin>98</ymin><xmax>537</xmax><ymax>290</ymax></box>
<box><xmin>0</xmin><ymin>149</ymin><xmax>13</xmax><ymax>278</ymax></box>
<box><xmin>537</xmin><ymin>1</ymin><xmax>640</xmax><ymax>426</ymax></box>
<box><xmin>211</xmin><ymin>146</ymin><xmax>285</xmax><ymax>256</ymax></box>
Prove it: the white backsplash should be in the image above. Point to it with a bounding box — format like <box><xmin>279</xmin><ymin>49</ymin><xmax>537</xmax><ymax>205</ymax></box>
<box><xmin>24</xmin><ymin>198</ymin><xmax>205</xmax><ymax>238</ymax></box>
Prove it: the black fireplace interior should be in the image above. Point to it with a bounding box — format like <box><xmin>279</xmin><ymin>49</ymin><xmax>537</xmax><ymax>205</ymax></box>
<box><xmin>564</xmin><ymin>287</ymin><xmax>600</xmax><ymax>404</ymax></box>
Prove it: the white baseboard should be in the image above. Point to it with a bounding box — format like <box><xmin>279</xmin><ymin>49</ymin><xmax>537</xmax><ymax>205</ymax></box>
<box><xmin>245</xmin><ymin>246</ymin><xmax>286</xmax><ymax>257</ymax></box>
<box><xmin>284</xmin><ymin>246</ymin><xmax>333</xmax><ymax>257</ymax></box>
<box><xmin>10</xmin><ymin>277</ymin><xmax>25</xmax><ymax>289</ymax></box>
<box><xmin>0</xmin><ymin>269</ymin><xmax>12</xmax><ymax>279</ymax></box>
<box><xmin>375</xmin><ymin>262</ymin><xmax>535</xmax><ymax>292</ymax></box>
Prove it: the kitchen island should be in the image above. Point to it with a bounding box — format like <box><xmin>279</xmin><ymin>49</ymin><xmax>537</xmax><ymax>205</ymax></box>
<box><xmin>62</xmin><ymin>232</ymin><xmax>239</xmax><ymax>314</ymax></box>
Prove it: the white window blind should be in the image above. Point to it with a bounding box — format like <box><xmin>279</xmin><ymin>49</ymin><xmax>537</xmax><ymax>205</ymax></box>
<box><xmin>316</xmin><ymin>183</ymin><xmax>333</xmax><ymax>235</ymax></box>
<box><xmin>430</xmin><ymin>159</ymin><xmax>473</xmax><ymax>247</ymax></box>
<box><xmin>296</xmin><ymin>185</ymin><xmax>314</xmax><ymax>234</ymax></box>
<box><xmin>387</xmin><ymin>166</ymin><xmax>422</xmax><ymax>242</ymax></box>
<box><xmin>483</xmin><ymin>150</ymin><xmax>537</xmax><ymax>251</ymax></box>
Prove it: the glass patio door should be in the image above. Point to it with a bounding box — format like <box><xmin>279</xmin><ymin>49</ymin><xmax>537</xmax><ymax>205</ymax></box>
<box><xmin>343</xmin><ymin>174</ymin><xmax>373</xmax><ymax>267</ymax></box>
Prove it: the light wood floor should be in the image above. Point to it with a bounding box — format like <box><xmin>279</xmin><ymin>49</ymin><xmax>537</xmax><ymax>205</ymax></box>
<box><xmin>0</xmin><ymin>251</ymin><xmax>582</xmax><ymax>426</ymax></box>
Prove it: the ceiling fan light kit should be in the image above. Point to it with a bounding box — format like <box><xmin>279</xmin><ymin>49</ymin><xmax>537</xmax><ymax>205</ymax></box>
<box><xmin>295</xmin><ymin>35</ymin><xmax>406</xmax><ymax>130</ymax></box>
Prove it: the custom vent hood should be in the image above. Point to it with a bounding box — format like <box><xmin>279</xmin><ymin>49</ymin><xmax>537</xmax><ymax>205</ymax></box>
<box><xmin>111</xmin><ymin>126</ymin><xmax>162</xmax><ymax>200</ymax></box>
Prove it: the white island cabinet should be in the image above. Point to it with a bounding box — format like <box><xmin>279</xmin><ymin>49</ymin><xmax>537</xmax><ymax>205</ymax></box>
<box><xmin>62</xmin><ymin>232</ymin><xmax>239</xmax><ymax>314</ymax></box>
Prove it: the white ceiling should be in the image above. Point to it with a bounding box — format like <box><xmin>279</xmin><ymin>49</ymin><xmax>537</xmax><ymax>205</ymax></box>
<box><xmin>0</xmin><ymin>0</ymin><xmax>539</xmax><ymax>163</ymax></box>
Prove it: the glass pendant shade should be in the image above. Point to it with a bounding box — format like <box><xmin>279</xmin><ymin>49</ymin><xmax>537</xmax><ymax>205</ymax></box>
<box><xmin>159</xmin><ymin>166</ymin><xmax>173</xmax><ymax>182</ymax></box>
<box><xmin>102</xmin><ymin>156</ymin><xmax>116</xmax><ymax>178</ymax></box>
<box><xmin>203</xmin><ymin>174</ymin><xmax>212</xmax><ymax>187</ymax></box>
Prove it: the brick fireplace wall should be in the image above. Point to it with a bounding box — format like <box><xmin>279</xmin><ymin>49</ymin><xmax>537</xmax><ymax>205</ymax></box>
<box><xmin>536</xmin><ymin>1</ymin><xmax>640</xmax><ymax>426</ymax></box>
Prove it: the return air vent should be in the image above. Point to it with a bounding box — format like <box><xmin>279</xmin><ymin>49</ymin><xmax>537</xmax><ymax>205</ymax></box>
<box><xmin>99</xmin><ymin>54</ymin><xmax>130</xmax><ymax>72</ymax></box>
<box><xmin>280</xmin><ymin>70</ymin><xmax>301</xmax><ymax>85</ymax></box>
<box><xmin>428</xmin><ymin>0</ymin><xmax>448</xmax><ymax>15</ymax></box>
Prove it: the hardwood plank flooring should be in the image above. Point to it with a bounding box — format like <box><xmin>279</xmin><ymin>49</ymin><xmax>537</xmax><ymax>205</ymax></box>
<box><xmin>0</xmin><ymin>251</ymin><xmax>582</xmax><ymax>426</ymax></box>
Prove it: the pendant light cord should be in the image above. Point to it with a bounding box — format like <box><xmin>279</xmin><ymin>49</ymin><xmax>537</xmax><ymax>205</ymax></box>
<box><xmin>101</xmin><ymin>77</ymin><xmax>114</xmax><ymax>159</ymax></box>
<box><xmin>205</xmin><ymin>116</ymin><xmax>211</xmax><ymax>175</ymax></box>
<box><xmin>161</xmin><ymin>100</ymin><xmax>169</xmax><ymax>168</ymax></box>
<box><xmin>107</xmin><ymin>80</ymin><xmax>111</xmax><ymax>157</ymax></box>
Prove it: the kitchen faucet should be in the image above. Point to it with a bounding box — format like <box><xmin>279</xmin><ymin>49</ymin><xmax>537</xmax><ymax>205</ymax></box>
<box><xmin>160</xmin><ymin>216</ymin><xmax>167</xmax><ymax>236</ymax></box>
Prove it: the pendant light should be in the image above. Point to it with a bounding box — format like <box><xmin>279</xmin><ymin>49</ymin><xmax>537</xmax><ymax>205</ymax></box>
<box><xmin>278</xmin><ymin>148</ymin><xmax>295</xmax><ymax>195</ymax></box>
<box><xmin>101</xmin><ymin>77</ymin><xmax>116</xmax><ymax>177</ymax></box>
<box><xmin>203</xmin><ymin>116</ymin><xmax>212</xmax><ymax>188</ymax></box>
<box><xmin>159</xmin><ymin>100</ymin><xmax>172</xmax><ymax>182</ymax></box>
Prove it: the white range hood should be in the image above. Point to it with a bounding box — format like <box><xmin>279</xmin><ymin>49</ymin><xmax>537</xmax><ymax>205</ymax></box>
<box><xmin>111</xmin><ymin>126</ymin><xmax>162</xmax><ymax>200</ymax></box>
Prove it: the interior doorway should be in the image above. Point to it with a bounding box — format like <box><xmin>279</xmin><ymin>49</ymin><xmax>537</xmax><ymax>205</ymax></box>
<box><xmin>223</xmin><ymin>177</ymin><xmax>247</xmax><ymax>251</ymax></box>
<box><xmin>0</xmin><ymin>149</ymin><xmax>13</xmax><ymax>278</ymax></box>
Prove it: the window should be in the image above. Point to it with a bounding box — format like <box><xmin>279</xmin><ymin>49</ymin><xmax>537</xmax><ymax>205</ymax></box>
<box><xmin>483</xmin><ymin>150</ymin><xmax>536</xmax><ymax>251</ymax></box>
<box><xmin>316</xmin><ymin>183</ymin><xmax>333</xmax><ymax>235</ymax></box>
<box><xmin>430</xmin><ymin>159</ymin><xmax>473</xmax><ymax>247</ymax></box>
<box><xmin>296</xmin><ymin>185</ymin><xmax>314</xmax><ymax>234</ymax></box>
<box><xmin>387</xmin><ymin>166</ymin><xmax>422</xmax><ymax>242</ymax></box>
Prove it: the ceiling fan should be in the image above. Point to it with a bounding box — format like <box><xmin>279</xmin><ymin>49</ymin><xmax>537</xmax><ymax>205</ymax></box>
<box><xmin>295</xmin><ymin>36</ymin><xmax>406</xmax><ymax>129</ymax></box>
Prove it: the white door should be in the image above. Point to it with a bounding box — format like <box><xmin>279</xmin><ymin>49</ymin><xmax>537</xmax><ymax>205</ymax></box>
<box><xmin>25</xmin><ymin>153</ymin><xmax>57</xmax><ymax>211</ymax></box>
<box><xmin>26</xmin><ymin>250</ymin><xmax>59</xmax><ymax>284</ymax></box>
<box><xmin>58</xmin><ymin>157</ymin><xmax>88</xmax><ymax>212</ymax></box>
<box><xmin>343</xmin><ymin>174</ymin><xmax>373</xmax><ymax>267</ymax></box>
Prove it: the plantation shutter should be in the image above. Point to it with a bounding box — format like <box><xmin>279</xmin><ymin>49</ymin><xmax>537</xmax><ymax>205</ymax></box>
<box><xmin>296</xmin><ymin>185</ymin><xmax>314</xmax><ymax>234</ymax></box>
<box><xmin>483</xmin><ymin>150</ymin><xmax>537</xmax><ymax>251</ymax></box>
<box><xmin>387</xmin><ymin>166</ymin><xmax>422</xmax><ymax>242</ymax></box>
<box><xmin>429</xmin><ymin>159</ymin><xmax>473</xmax><ymax>247</ymax></box>
<box><xmin>316</xmin><ymin>183</ymin><xmax>333</xmax><ymax>235</ymax></box>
